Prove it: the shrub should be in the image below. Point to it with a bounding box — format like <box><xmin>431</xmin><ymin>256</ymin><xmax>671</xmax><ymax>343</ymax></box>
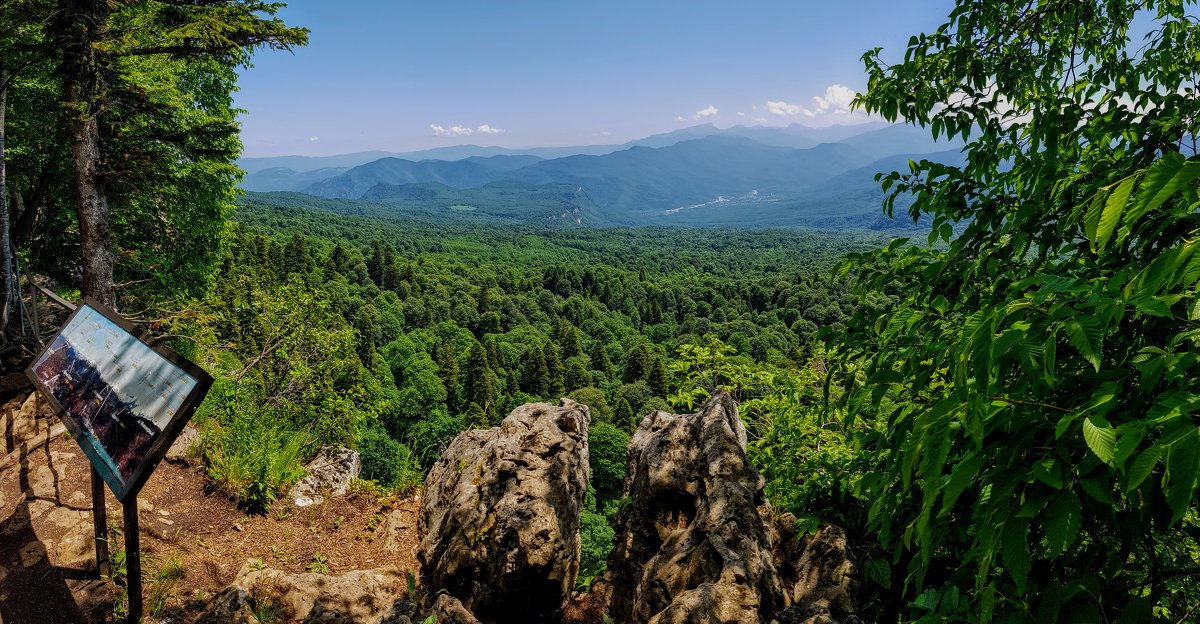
<box><xmin>578</xmin><ymin>510</ymin><xmax>614</xmax><ymax>588</ymax></box>
<box><xmin>358</xmin><ymin>422</ymin><xmax>423</xmax><ymax>492</ymax></box>
<box><xmin>568</xmin><ymin>386</ymin><xmax>613</xmax><ymax>423</ymax></box>
<box><xmin>200</xmin><ymin>417</ymin><xmax>311</xmax><ymax>512</ymax></box>
<box><xmin>588</xmin><ymin>422</ymin><xmax>630</xmax><ymax>506</ymax></box>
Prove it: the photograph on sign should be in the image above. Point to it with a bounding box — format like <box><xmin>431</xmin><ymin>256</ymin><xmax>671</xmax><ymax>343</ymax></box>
<box><xmin>28</xmin><ymin>303</ymin><xmax>208</xmax><ymax>499</ymax></box>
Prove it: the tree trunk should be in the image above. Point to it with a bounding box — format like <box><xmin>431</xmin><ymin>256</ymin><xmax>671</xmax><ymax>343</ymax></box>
<box><xmin>0</xmin><ymin>63</ymin><xmax>12</xmax><ymax>333</ymax></box>
<box><xmin>59</xmin><ymin>0</ymin><xmax>114</xmax><ymax>310</ymax></box>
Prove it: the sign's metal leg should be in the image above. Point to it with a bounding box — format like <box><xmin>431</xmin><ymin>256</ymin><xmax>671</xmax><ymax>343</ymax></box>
<box><xmin>91</xmin><ymin>467</ymin><xmax>108</xmax><ymax>578</ymax></box>
<box><xmin>124</xmin><ymin>496</ymin><xmax>142</xmax><ymax>623</ymax></box>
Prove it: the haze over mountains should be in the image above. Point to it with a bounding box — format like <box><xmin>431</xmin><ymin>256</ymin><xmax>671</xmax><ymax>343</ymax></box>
<box><xmin>239</xmin><ymin>122</ymin><xmax>964</xmax><ymax>228</ymax></box>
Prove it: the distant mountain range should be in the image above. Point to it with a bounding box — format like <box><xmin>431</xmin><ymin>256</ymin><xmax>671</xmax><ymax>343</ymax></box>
<box><xmin>238</xmin><ymin>121</ymin><xmax>964</xmax><ymax>228</ymax></box>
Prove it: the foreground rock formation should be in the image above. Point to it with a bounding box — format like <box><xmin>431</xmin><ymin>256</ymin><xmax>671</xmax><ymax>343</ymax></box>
<box><xmin>418</xmin><ymin>399</ymin><xmax>591</xmax><ymax>623</ymax></box>
<box><xmin>606</xmin><ymin>391</ymin><xmax>784</xmax><ymax>624</ymax></box>
<box><xmin>197</xmin><ymin>562</ymin><xmax>410</xmax><ymax>624</ymax></box>
<box><xmin>290</xmin><ymin>446</ymin><xmax>362</xmax><ymax>507</ymax></box>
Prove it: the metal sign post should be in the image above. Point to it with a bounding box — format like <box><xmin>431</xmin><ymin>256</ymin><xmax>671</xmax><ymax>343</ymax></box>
<box><xmin>26</xmin><ymin>299</ymin><xmax>211</xmax><ymax>622</ymax></box>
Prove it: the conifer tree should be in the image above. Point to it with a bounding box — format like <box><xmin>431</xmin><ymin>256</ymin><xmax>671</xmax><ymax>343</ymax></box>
<box><xmin>543</xmin><ymin>341</ymin><xmax>564</xmax><ymax>398</ymax></box>
<box><xmin>464</xmin><ymin>340</ymin><xmax>494</xmax><ymax>415</ymax></box>
<box><xmin>623</xmin><ymin>343</ymin><xmax>650</xmax><ymax>383</ymax></box>
<box><xmin>523</xmin><ymin>344</ymin><xmax>550</xmax><ymax>396</ymax></box>
<box><xmin>555</xmin><ymin>317</ymin><xmax>583</xmax><ymax>358</ymax></box>
<box><xmin>563</xmin><ymin>356</ymin><xmax>593</xmax><ymax>393</ymax></box>
<box><xmin>647</xmin><ymin>351</ymin><xmax>667</xmax><ymax>396</ymax></box>
<box><xmin>437</xmin><ymin>343</ymin><xmax>461</xmax><ymax>414</ymax></box>
<box><xmin>615</xmin><ymin>397</ymin><xmax>635</xmax><ymax>433</ymax></box>
<box><xmin>590</xmin><ymin>341</ymin><xmax>615</xmax><ymax>380</ymax></box>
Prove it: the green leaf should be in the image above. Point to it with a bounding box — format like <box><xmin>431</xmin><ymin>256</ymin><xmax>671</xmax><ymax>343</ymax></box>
<box><xmin>1064</xmin><ymin>316</ymin><xmax>1104</xmax><ymax>371</ymax></box>
<box><xmin>1125</xmin><ymin>444</ymin><xmax>1162</xmax><ymax>492</ymax></box>
<box><xmin>941</xmin><ymin>453</ymin><xmax>985</xmax><ymax>515</ymax></box>
<box><xmin>1043</xmin><ymin>491</ymin><xmax>1082</xmax><ymax>555</ymax></box>
<box><xmin>1163</xmin><ymin>429</ymin><xmax>1200</xmax><ymax>522</ymax></box>
<box><xmin>1124</xmin><ymin>153</ymin><xmax>1200</xmax><ymax>226</ymax></box>
<box><xmin>1094</xmin><ymin>175</ymin><xmax>1136</xmax><ymax>251</ymax></box>
<box><xmin>1083</xmin><ymin>417</ymin><xmax>1117</xmax><ymax>466</ymax></box>
<box><xmin>1032</xmin><ymin>458</ymin><xmax>1064</xmax><ymax>489</ymax></box>
<box><xmin>1001</xmin><ymin>517</ymin><xmax>1031</xmax><ymax>590</ymax></box>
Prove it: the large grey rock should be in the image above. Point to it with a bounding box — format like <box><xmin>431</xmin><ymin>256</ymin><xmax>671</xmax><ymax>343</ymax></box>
<box><xmin>772</xmin><ymin>519</ymin><xmax>859</xmax><ymax>624</ymax></box>
<box><xmin>427</xmin><ymin>594</ymin><xmax>482</xmax><ymax>624</ymax></box>
<box><xmin>197</xmin><ymin>586</ymin><xmax>259</xmax><ymax>624</ymax></box>
<box><xmin>290</xmin><ymin>446</ymin><xmax>361</xmax><ymax>507</ymax></box>
<box><xmin>165</xmin><ymin>425</ymin><xmax>200</xmax><ymax>464</ymax></box>
<box><xmin>607</xmin><ymin>392</ymin><xmax>784</xmax><ymax>624</ymax></box>
<box><xmin>199</xmin><ymin>560</ymin><xmax>406</xmax><ymax>624</ymax></box>
<box><xmin>418</xmin><ymin>398</ymin><xmax>591</xmax><ymax>623</ymax></box>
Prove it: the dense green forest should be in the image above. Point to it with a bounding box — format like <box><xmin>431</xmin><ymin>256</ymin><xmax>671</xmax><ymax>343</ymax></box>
<box><xmin>4</xmin><ymin>0</ymin><xmax>1200</xmax><ymax>622</ymax></box>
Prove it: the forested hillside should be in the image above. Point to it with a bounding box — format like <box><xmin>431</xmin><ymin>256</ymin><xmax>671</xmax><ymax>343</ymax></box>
<box><xmin>3</xmin><ymin>0</ymin><xmax>1200</xmax><ymax>622</ymax></box>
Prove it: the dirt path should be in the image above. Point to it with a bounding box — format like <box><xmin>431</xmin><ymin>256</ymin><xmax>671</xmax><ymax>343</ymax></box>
<box><xmin>0</xmin><ymin>387</ymin><xmax>421</xmax><ymax>623</ymax></box>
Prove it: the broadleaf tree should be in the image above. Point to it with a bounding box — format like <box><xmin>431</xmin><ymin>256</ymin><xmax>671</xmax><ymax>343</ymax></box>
<box><xmin>838</xmin><ymin>0</ymin><xmax>1200</xmax><ymax>621</ymax></box>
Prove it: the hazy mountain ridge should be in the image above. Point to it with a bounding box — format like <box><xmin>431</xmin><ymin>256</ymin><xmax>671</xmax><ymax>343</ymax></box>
<box><xmin>240</xmin><ymin>122</ymin><xmax>964</xmax><ymax>228</ymax></box>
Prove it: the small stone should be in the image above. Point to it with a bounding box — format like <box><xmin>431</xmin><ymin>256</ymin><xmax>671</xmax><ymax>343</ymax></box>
<box><xmin>158</xmin><ymin>518</ymin><xmax>175</xmax><ymax>526</ymax></box>
<box><xmin>19</xmin><ymin>541</ymin><xmax>47</xmax><ymax>567</ymax></box>
<box><xmin>233</xmin><ymin>524</ymin><xmax>243</xmax><ymax>532</ymax></box>
<box><xmin>159</xmin><ymin>509</ymin><xmax>170</xmax><ymax>517</ymax></box>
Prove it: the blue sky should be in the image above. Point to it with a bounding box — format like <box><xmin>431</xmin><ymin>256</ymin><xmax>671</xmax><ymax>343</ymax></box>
<box><xmin>235</xmin><ymin>1</ymin><xmax>956</xmax><ymax>157</ymax></box>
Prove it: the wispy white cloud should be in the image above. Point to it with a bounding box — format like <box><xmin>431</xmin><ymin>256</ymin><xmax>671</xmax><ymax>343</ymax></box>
<box><xmin>693</xmin><ymin>105</ymin><xmax>719</xmax><ymax>120</ymax></box>
<box><xmin>736</xmin><ymin>111</ymin><xmax>746</xmax><ymax>117</ymax></box>
<box><xmin>751</xmin><ymin>116</ymin><xmax>768</xmax><ymax>124</ymax></box>
<box><xmin>308</xmin><ymin>136</ymin><xmax>320</xmax><ymax>142</ymax></box>
<box><xmin>675</xmin><ymin>115</ymin><xmax>687</xmax><ymax>122</ymax></box>
<box><xmin>431</xmin><ymin>123</ymin><xmax>474</xmax><ymax>137</ymax></box>
<box><xmin>595</xmin><ymin>130</ymin><xmax>613</xmax><ymax>137</ymax></box>
<box><xmin>767</xmin><ymin>100</ymin><xmax>805</xmax><ymax>117</ymax></box>
<box><xmin>763</xmin><ymin>85</ymin><xmax>869</xmax><ymax>124</ymax></box>
<box><xmin>476</xmin><ymin>124</ymin><xmax>505</xmax><ymax>134</ymax></box>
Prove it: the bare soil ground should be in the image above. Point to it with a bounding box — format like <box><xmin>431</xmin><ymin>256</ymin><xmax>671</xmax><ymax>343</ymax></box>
<box><xmin>0</xmin><ymin>385</ymin><xmax>420</xmax><ymax>624</ymax></box>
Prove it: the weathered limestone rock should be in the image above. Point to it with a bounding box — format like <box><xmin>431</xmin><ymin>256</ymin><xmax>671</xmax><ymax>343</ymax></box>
<box><xmin>165</xmin><ymin>425</ymin><xmax>201</xmax><ymax>464</ymax></box>
<box><xmin>427</xmin><ymin>594</ymin><xmax>482</xmax><ymax>624</ymax></box>
<box><xmin>290</xmin><ymin>446</ymin><xmax>361</xmax><ymax>507</ymax></box>
<box><xmin>418</xmin><ymin>399</ymin><xmax>591</xmax><ymax>623</ymax></box>
<box><xmin>772</xmin><ymin>519</ymin><xmax>859</xmax><ymax>624</ymax></box>
<box><xmin>382</xmin><ymin>508</ymin><xmax>411</xmax><ymax>553</ymax></box>
<box><xmin>197</xmin><ymin>561</ymin><xmax>406</xmax><ymax>624</ymax></box>
<box><xmin>607</xmin><ymin>392</ymin><xmax>784</xmax><ymax>624</ymax></box>
<box><xmin>197</xmin><ymin>586</ymin><xmax>260</xmax><ymax>624</ymax></box>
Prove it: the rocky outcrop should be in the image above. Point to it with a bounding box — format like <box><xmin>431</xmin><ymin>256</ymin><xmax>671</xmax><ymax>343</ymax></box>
<box><xmin>773</xmin><ymin>519</ymin><xmax>859</xmax><ymax>624</ymax></box>
<box><xmin>290</xmin><ymin>446</ymin><xmax>361</xmax><ymax>507</ymax></box>
<box><xmin>197</xmin><ymin>561</ymin><xmax>407</xmax><ymax>624</ymax></box>
<box><xmin>165</xmin><ymin>425</ymin><xmax>201</xmax><ymax>464</ymax></box>
<box><xmin>418</xmin><ymin>399</ymin><xmax>591</xmax><ymax>623</ymax></box>
<box><xmin>607</xmin><ymin>392</ymin><xmax>784</xmax><ymax>624</ymax></box>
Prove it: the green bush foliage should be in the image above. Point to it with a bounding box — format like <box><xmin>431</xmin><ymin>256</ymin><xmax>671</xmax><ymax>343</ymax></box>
<box><xmin>588</xmin><ymin>422</ymin><xmax>630</xmax><ymax>507</ymax></box>
<box><xmin>835</xmin><ymin>0</ymin><xmax>1200</xmax><ymax>620</ymax></box>
<box><xmin>357</xmin><ymin>422</ymin><xmax>423</xmax><ymax>492</ymax></box>
<box><xmin>578</xmin><ymin>509</ymin><xmax>615</xmax><ymax>588</ymax></box>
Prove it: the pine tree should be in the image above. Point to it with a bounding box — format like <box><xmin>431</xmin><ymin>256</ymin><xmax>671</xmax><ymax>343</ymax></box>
<box><xmin>437</xmin><ymin>343</ymin><xmax>461</xmax><ymax>414</ymax></box>
<box><xmin>328</xmin><ymin>242</ymin><xmax>349</xmax><ymax>275</ymax></box>
<box><xmin>367</xmin><ymin>241</ymin><xmax>383</xmax><ymax>285</ymax></box>
<box><xmin>615</xmin><ymin>397</ymin><xmax>635</xmax><ymax>433</ymax></box>
<box><xmin>543</xmin><ymin>341</ymin><xmax>564</xmax><ymax>398</ymax></box>
<box><xmin>563</xmin><ymin>356</ymin><xmax>592</xmax><ymax>393</ymax></box>
<box><xmin>556</xmin><ymin>317</ymin><xmax>583</xmax><ymax>358</ymax></box>
<box><xmin>647</xmin><ymin>351</ymin><xmax>667</xmax><ymax>396</ymax></box>
<box><xmin>590</xmin><ymin>341</ymin><xmax>615</xmax><ymax>380</ymax></box>
<box><xmin>464</xmin><ymin>340</ymin><xmax>494</xmax><ymax>414</ymax></box>
<box><xmin>381</xmin><ymin>244</ymin><xmax>400</xmax><ymax>290</ymax></box>
<box><xmin>283</xmin><ymin>233</ymin><xmax>311</xmax><ymax>275</ymax></box>
<box><xmin>522</xmin><ymin>345</ymin><xmax>550</xmax><ymax>396</ymax></box>
<box><xmin>623</xmin><ymin>343</ymin><xmax>651</xmax><ymax>383</ymax></box>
